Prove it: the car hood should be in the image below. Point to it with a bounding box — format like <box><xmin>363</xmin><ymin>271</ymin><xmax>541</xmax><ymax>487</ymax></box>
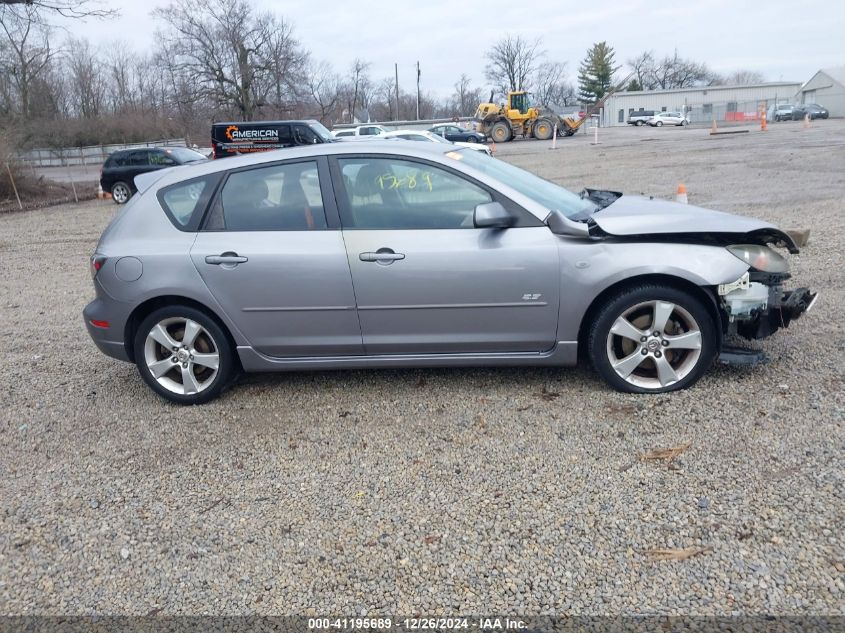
<box><xmin>589</xmin><ymin>195</ymin><xmax>799</xmax><ymax>253</ymax></box>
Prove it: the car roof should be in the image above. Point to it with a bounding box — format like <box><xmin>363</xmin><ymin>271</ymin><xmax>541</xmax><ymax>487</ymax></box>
<box><xmin>112</xmin><ymin>146</ymin><xmax>187</xmax><ymax>155</ymax></box>
<box><xmin>383</xmin><ymin>130</ymin><xmax>432</xmax><ymax>137</ymax></box>
<box><xmin>212</xmin><ymin>120</ymin><xmax>319</xmax><ymax>126</ymax></box>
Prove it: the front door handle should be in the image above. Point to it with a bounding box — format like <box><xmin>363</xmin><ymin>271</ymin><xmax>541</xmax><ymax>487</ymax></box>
<box><xmin>205</xmin><ymin>252</ymin><xmax>248</xmax><ymax>266</ymax></box>
<box><xmin>359</xmin><ymin>248</ymin><xmax>405</xmax><ymax>263</ymax></box>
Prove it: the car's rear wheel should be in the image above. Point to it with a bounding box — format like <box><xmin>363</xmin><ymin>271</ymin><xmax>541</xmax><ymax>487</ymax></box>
<box><xmin>635</xmin><ymin>120</ymin><xmax>644</xmax><ymax>126</ymax></box>
<box><xmin>133</xmin><ymin>305</ymin><xmax>235</xmax><ymax>405</ymax></box>
<box><xmin>588</xmin><ymin>285</ymin><xmax>717</xmax><ymax>393</ymax></box>
<box><xmin>111</xmin><ymin>181</ymin><xmax>131</xmax><ymax>204</ymax></box>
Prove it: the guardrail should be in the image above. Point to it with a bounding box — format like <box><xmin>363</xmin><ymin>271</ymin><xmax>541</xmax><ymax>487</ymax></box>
<box><xmin>19</xmin><ymin>138</ymin><xmax>188</xmax><ymax>168</ymax></box>
<box><xmin>333</xmin><ymin>117</ymin><xmax>475</xmax><ymax>133</ymax></box>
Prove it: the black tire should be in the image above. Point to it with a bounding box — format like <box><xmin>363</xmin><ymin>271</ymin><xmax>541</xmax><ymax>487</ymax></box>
<box><xmin>635</xmin><ymin>120</ymin><xmax>644</xmax><ymax>126</ymax></box>
<box><xmin>111</xmin><ymin>181</ymin><xmax>132</xmax><ymax>205</ymax></box>
<box><xmin>587</xmin><ymin>284</ymin><xmax>718</xmax><ymax>394</ymax></box>
<box><xmin>472</xmin><ymin>135</ymin><xmax>485</xmax><ymax>144</ymax></box>
<box><xmin>656</xmin><ymin>121</ymin><xmax>664</xmax><ymax>127</ymax></box>
<box><xmin>133</xmin><ymin>305</ymin><xmax>236</xmax><ymax>405</ymax></box>
<box><xmin>533</xmin><ymin>118</ymin><xmax>554</xmax><ymax>140</ymax></box>
<box><xmin>490</xmin><ymin>121</ymin><xmax>511</xmax><ymax>143</ymax></box>
<box><xmin>680</xmin><ymin>119</ymin><xmax>687</xmax><ymax>126</ymax></box>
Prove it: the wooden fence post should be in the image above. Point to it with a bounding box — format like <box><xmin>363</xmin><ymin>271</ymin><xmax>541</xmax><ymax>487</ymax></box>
<box><xmin>5</xmin><ymin>162</ymin><xmax>23</xmax><ymax>211</ymax></box>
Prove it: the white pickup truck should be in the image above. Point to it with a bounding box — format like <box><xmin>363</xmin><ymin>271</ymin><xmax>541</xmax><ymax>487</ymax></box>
<box><xmin>333</xmin><ymin>124</ymin><xmax>389</xmax><ymax>138</ymax></box>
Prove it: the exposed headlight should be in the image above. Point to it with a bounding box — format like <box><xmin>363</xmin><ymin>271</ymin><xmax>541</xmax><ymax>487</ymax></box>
<box><xmin>727</xmin><ymin>244</ymin><xmax>789</xmax><ymax>273</ymax></box>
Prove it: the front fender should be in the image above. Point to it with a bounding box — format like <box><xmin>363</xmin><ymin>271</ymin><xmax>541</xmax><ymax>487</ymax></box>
<box><xmin>556</xmin><ymin>240</ymin><xmax>749</xmax><ymax>341</ymax></box>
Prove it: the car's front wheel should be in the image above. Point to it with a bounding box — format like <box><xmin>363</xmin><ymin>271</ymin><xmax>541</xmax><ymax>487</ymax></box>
<box><xmin>133</xmin><ymin>305</ymin><xmax>236</xmax><ymax>405</ymax></box>
<box><xmin>588</xmin><ymin>284</ymin><xmax>718</xmax><ymax>393</ymax></box>
<box><xmin>656</xmin><ymin>121</ymin><xmax>664</xmax><ymax>127</ymax></box>
<box><xmin>111</xmin><ymin>181</ymin><xmax>132</xmax><ymax>204</ymax></box>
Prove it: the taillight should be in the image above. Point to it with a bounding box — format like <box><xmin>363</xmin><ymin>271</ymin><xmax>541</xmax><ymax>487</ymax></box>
<box><xmin>90</xmin><ymin>254</ymin><xmax>107</xmax><ymax>278</ymax></box>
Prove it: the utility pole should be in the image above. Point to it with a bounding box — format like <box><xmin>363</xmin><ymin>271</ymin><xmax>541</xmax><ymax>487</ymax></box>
<box><xmin>395</xmin><ymin>63</ymin><xmax>400</xmax><ymax>121</ymax></box>
<box><xmin>416</xmin><ymin>61</ymin><xmax>421</xmax><ymax>120</ymax></box>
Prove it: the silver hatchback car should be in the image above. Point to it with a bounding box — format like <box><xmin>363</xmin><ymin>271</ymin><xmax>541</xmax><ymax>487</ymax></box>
<box><xmin>84</xmin><ymin>142</ymin><xmax>815</xmax><ymax>404</ymax></box>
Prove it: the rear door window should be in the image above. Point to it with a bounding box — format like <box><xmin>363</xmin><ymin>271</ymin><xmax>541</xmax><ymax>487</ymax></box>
<box><xmin>109</xmin><ymin>153</ymin><xmax>130</xmax><ymax>167</ymax></box>
<box><xmin>205</xmin><ymin>161</ymin><xmax>327</xmax><ymax>231</ymax></box>
<box><xmin>127</xmin><ymin>150</ymin><xmax>150</xmax><ymax>166</ymax></box>
<box><xmin>150</xmin><ymin>151</ymin><xmax>177</xmax><ymax>166</ymax></box>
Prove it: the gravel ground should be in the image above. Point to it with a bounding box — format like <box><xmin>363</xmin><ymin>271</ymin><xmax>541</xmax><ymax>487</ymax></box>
<box><xmin>1</xmin><ymin>120</ymin><xmax>843</xmax><ymax>616</ymax></box>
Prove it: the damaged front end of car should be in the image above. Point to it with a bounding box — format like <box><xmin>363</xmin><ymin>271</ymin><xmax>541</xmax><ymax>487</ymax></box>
<box><xmin>717</xmin><ymin>243</ymin><xmax>817</xmax><ymax>341</ymax></box>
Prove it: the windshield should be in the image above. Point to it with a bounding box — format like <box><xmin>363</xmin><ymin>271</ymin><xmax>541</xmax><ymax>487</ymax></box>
<box><xmin>166</xmin><ymin>147</ymin><xmax>207</xmax><ymax>163</ymax></box>
<box><xmin>449</xmin><ymin>149</ymin><xmax>596</xmax><ymax>219</ymax></box>
<box><xmin>309</xmin><ymin>120</ymin><xmax>334</xmax><ymax>141</ymax></box>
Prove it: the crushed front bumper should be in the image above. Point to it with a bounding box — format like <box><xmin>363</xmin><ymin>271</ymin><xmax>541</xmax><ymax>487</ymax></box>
<box><xmin>719</xmin><ymin>272</ymin><xmax>817</xmax><ymax>340</ymax></box>
<box><xmin>736</xmin><ymin>287</ymin><xmax>817</xmax><ymax>339</ymax></box>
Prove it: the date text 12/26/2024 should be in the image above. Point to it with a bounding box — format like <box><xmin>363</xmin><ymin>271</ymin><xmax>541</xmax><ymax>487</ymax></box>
<box><xmin>308</xmin><ymin>618</ymin><xmax>527</xmax><ymax>630</ymax></box>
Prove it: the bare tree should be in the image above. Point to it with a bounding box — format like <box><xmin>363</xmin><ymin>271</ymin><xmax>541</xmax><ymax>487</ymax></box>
<box><xmin>347</xmin><ymin>58</ymin><xmax>370</xmax><ymax>123</ymax></box>
<box><xmin>306</xmin><ymin>60</ymin><xmax>342</xmax><ymax>124</ymax></box>
<box><xmin>154</xmin><ymin>0</ymin><xmax>303</xmax><ymax>121</ymax></box>
<box><xmin>0</xmin><ymin>0</ymin><xmax>114</xmax><ymax>20</ymax></box>
<box><xmin>720</xmin><ymin>69</ymin><xmax>766</xmax><ymax>85</ymax></box>
<box><xmin>627</xmin><ymin>51</ymin><xmax>656</xmax><ymax>90</ymax></box>
<box><xmin>103</xmin><ymin>43</ymin><xmax>137</xmax><ymax>113</ymax></box>
<box><xmin>65</xmin><ymin>36</ymin><xmax>104</xmax><ymax>118</ymax></box>
<box><xmin>450</xmin><ymin>74</ymin><xmax>482</xmax><ymax>117</ymax></box>
<box><xmin>263</xmin><ymin>18</ymin><xmax>308</xmax><ymax>117</ymax></box>
<box><xmin>0</xmin><ymin>3</ymin><xmax>54</xmax><ymax>117</ymax></box>
<box><xmin>533</xmin><ymin>62</ymin><xmax>576</xmax><ymax>108</ymax></box>
<box><xmin>485</xmin><ymin>34</ymin><xmax>543</xmax><ymax>95</ymax></box>
<box><xmin>627</xmin><ymin>49</ymin><xmax>716</xmax><ymax>90</ymax></box>
<box><xmin>369</xmin><ymin>76</ymin><xmax>395</xmax><ymax>121</ymax></box>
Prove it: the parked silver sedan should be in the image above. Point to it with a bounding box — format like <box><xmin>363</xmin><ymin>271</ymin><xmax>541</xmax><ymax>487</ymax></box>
<box><xmin>84</xmin><ymin>142</ymin><xmax>815</xmax><ymax>404</ymax></box>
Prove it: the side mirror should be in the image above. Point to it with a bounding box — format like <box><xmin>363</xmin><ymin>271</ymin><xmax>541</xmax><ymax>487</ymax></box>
<box><xmin>474</xmin><ymin>201</ymin><xmax>516</xmax><ymax>228</ymax></box>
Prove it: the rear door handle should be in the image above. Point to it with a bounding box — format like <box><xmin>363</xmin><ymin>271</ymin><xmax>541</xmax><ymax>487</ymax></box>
<box><xmin>205</xmin><ymin>252</ymin><xmax>248</xmax><ymax>266</ymax></box>
<box><xmin>359</xmin><ymin>249</ymin><xmax>405</xmax><ymax>263</ymax></box>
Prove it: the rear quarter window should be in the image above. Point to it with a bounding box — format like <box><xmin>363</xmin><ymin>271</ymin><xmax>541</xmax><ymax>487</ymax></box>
<box><xmin>157</xmin><ymin>174</ymin><xmax>221</xmax><ymax>231</ymax></box>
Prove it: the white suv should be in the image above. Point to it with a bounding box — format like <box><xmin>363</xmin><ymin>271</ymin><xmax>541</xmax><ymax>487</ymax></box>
<box><xmin>648</xmin><ymin>112</ymin><xmax>689</xmax><ymax>127</ymax></box>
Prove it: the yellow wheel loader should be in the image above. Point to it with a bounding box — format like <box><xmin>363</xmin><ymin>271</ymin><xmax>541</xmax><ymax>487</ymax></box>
<box><xmin>474</xmin><ymin>91</ymin><xmax>570</xmax><ymax>142</ymax></box>
<box><xmin>474</xmin><ymin>74</ymin><xmax>634</xmax><ymax>143</ymax></box>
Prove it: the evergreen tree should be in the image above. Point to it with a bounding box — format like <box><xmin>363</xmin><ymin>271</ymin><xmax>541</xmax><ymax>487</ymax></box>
<box><xmin>577</xmin><ymin>42</ymin><xmax>621</xmax><ymax>103</ymax></box>
<box><xmin>627</xmin><ymin>78</ymin><xmax>643</xmax><ymax>92</ymax></box>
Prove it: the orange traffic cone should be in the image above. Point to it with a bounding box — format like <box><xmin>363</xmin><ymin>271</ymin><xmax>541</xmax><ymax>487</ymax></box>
<box><xmin>491</xmin><ymin>141</ymin><xmax>496</xmax><ymax>155</ymax></box>
<box><xmin>803</xmin><ymin>113</ymin><xmax>811</xmax><ymax>129</ymax></box>
<box><xmin>710</xmin><ymin>119</ymin><xmax>718</xmax><ymax>134</ymax></box>
<box><xmin>761</xmin><ymin>115</ymin><xmax>768</xmax><ymax>131</ymax></box>
<box><xmin>676</xmin><ymin>183</ymin><xmax>688</xmax><ymax>204</ymax></box>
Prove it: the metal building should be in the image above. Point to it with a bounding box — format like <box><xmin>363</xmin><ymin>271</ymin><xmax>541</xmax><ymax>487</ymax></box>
<box><xmin>797</xmin><ymin>67</ymin><xmax>845</xmax><ymax>117</ymax></box>
<box><xmin>602</xmin><ymin>82</ymin><xmax>802</xmax><ymax>126</ymax></box>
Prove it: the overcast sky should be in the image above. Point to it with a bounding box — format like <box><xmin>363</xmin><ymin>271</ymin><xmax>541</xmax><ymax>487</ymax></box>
<box><xmin>67</xmin><ymin>0</ymin><xmax>842</xmax><ymax>97</ymax></box>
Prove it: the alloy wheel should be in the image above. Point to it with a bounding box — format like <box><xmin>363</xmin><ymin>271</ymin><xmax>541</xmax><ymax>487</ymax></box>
<box><xmin>112</xmin><ymin>183</ymin><xmax>130</xmax><ymax>204</ymax></box>
<box><xmin>605</xmin><ymin>300</ymin><xmax>703</xmax><ymax>390</ymax></box>
<box><xmin>143</xmin><ymin>317</ymin><xmax>220</xmax><ymax>395</ymax></box>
